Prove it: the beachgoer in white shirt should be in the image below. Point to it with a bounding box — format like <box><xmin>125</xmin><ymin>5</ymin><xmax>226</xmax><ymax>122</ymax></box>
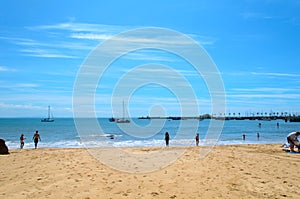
<box><xmin>287</xmin><ymin>132</ymin><xmax>300</xmax><ymax>152</ymax></box>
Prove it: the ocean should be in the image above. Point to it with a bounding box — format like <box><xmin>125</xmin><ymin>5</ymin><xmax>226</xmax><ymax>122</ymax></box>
<box><xmin>0</xmin><ymin>118</ymin><xmax>298</xmax><ymax>150</ymax></box>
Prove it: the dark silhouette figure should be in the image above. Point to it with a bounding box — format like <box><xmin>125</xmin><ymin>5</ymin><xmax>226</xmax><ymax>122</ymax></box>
<box><xmin>32</xmin><ymin>131</ymin><xmax>41</xmax><ymax>149</ymax></box>
<box><xmin>257</xmin><ymin>132</ymin><xmax>260</xmax><ymax>140</ymax></box>
<box><xmin>165</xmin><ymin>132</ymin><xmax>170</xmax><ymax>146</ymax></box>
<box><xmin>242</xmin><ymin>134</ymin><xmax>246</xmax><ymax>140</ymax></box>
<box><xmin>195</xmin><ymin>133</ymin><xmax>199</xmax><ymax>146</ymax></box>
<box><xmin>20</xmin><ymin>134</ymin><xmax>25</xmax><ymax>149</ymax></box>
<box><xmin>0</xmin><ymin>139</ymin><xmax>9</xmax><ymax>154</ymax></box>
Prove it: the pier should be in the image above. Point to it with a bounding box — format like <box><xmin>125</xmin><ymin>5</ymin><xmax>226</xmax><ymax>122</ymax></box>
<box><xmin>138</xmin><ymin>115</ymin><xmax>300</xmax><ymax>122</ymax></box>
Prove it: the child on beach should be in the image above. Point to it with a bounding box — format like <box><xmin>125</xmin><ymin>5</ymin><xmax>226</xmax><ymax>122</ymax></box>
<box><xmin>286</xmin><ymin>131</ymin><xmax>300</xmax><ymax>152</ymax></box>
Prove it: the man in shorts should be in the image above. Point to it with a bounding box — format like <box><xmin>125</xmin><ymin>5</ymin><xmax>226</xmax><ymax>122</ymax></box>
<box><xmin>32</xmin><ymin>130</ymin><xmax>41</xmax><ymax>149</ymax></box>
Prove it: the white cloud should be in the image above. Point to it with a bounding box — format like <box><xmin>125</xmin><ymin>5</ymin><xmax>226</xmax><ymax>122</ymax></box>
<box><xmin>240</xmin><ymin>12</ymin><xmax>274</xmax><ymax>20</ymax></box>
<box><xmin>0</xmin><ymin>103</ymin><xmax>42</xmax><ymax>110</ymax></box>
<box><xmin>187</xmin><ymin>34</ymin><xmax>217</xmax><ymax>46</ymax></box>
<box><xmin>20</xmin><ymin>48</ymin><xmax>78</xmax><ymax>59</ymax></box>
<box><xmin>70</xmin><ymin>33</ymin><xmax>113</xmax><ymax>40</ymax></box>
<box><xmin>227</xmin><ymin>93</ymin><xmax>300</xmax><ymax>99</ymax></box>
<box><xmin>230</xmin><ymin>87</ymin><xmax>298</xmax><ymax>93</ymax></box>
<box><xmin>251</xmin><ymin>72</ymin><xmax>300</xmax><ymax>77</ymax></box>
<box><xmin>29</xmin><ymin>22</ymin><xmax>127</xmax><ymax>33</ymax></box>
<box><xmin>0</xmin><ymin>66</ymin><xmax>17</xmax><ymax>72</ymax></box>
<box><xmin>16</xmin><ymin>39</ymin><xmax>94</xmax><ymax>51</ymax></box>
<box><xmin>5</xmin><ymin>22</ymin><xmax>218</xmax><ymax>62</ymax></box>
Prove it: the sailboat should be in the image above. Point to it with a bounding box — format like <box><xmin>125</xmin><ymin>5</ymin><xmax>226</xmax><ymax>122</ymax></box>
<box><xmin>108</xmin><ymin>117</ymin><xmax>116</xmax><ymax>122</ymax></box>
<box><xmin>41</xmin><ymin>106</ymin><xmax>54</xmax><ymax>122</ymax></box>
<box><xmin>116</xmin><ymin>101</ymin><xmax>130</xmax><ymax>123</ymax></box>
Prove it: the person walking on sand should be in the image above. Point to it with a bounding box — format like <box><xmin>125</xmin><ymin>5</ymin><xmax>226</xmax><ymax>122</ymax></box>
<box><xmin>195</xmin><ymin>133</ymin><xmax>199</xmax><ymax>146</ymax></box>
<box><xmin>33</xmin><ymin>130</ymin><xmax>41</xmax><ymax>149</ymax></box>
<box><xmin>20</xmin><ymin>134</ymin><xmax>25</xmax><ymax>149</ymax></box>
<box><xmin>165</xmin><ymin>132</ymin><xmax>170</xmax><ymax>146</ymax></box>
<box><xmin>287</xmin><ymin>131</ymin><xmax>300</xmax><ymax>152</ymax></box>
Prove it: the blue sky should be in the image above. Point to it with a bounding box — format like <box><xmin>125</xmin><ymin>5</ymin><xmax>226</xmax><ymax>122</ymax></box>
<box><xmin>1</xmin><ymin>0</ymin><xmax>300</xmax><ymax>118</ymax></box>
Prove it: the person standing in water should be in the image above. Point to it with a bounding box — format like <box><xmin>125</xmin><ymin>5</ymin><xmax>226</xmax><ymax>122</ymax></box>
<box><xmin>242</xmin><ymin>134</ymin><xmax>246</xmax><ymax>140</ymax></box>
<box><xmin>32</xmin><ymin>130</ymin><xmax>41</xmax><ymax>149</ymax></box>
<box><xmin>20</xmin><ymin>134</ymin><xmax>25</xmax><ymax>149</ymax></box>
<box><xmin>195</xmin><ymin>133</ymin><xmax>199</xmax><ymax>146</ymax></box>
<box><xmin>165</xmin><ymin>132</ymin><xmax>170</xmax><ymax>146</ymax></box>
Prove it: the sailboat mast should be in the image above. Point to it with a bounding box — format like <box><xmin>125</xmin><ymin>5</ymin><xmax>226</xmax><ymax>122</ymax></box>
<box><xmin>122</xmin><ymin>101</ymin><xmax>125</xmax><ymax>120</ymax></box>
<box><xmin>48</xmin><ymin>106</ymin><xmax>50</xmax><ymax>119</ymax></box>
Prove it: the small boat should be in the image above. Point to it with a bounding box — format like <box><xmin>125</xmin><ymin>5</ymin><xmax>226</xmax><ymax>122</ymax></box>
<box><xmin>41</xmin><ymin>106</ymin><xmax>54</xmax><ymax>122</ymax></box>
<box><xmin>115</xmin><ymin>101</ymin><xmax>130</xmax><ymax>123</ymax></box>
<box><xmin>169</xmin><ymin>116</ymin><xmax>181</xmax><ymax>120</ymax></box>
<box><xmin>106</xmin><ymin>134</ymin><xmax>115</xmax><ymax>139</ymax></box>
<box><xmin>116</xmin><ymin>118</ymin><xmax>130</xmax><ymax>123</ymax></box>
<box><xmin>109</xmin><ymin>117</ymin><xmax>116</xmax><ymax>122</ymax></box>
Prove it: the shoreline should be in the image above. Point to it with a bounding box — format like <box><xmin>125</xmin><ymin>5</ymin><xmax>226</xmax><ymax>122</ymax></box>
<box><xmin>5</xmin><ymin>140</ymin><xmax>285</xmax><ymax>150</ymax></box>
<box><xmin>1</xmin><ymin>144</ymin><xmax>299</xmax><ymax>198</ymax></box>
<box><xmin>7</xmin><ymin>141</ymin><xmax>284</xmax><ymax>150</ymax></box>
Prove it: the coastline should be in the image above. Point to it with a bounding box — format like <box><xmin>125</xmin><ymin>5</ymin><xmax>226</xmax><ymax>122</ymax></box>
<box><xmin>1</xmin><ymin>144</ymin><xmax>299</xmax><ymax>198</ymax></box>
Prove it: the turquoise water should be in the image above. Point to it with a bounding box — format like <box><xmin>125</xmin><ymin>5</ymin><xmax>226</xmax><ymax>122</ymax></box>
<box><xmin>0</xmin><ymin>118</ymin><xmax>298</xmax><ymax>149</ymax></box>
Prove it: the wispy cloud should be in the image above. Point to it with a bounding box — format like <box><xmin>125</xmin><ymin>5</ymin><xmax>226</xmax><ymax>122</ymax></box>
<box><xmin>20</xmin><ymin>48</ymin><xmax>78</xmax><ymax>59</ymax></box>
<box><xmin>230</xmin><ymin>87</ymin><xmax>298</xmax><ymax>93</ymax></box>
<box><xmin>0</xmin><ymin>103</ymin><xmax>43</xmax><ymax>110</ymax></box>
<box><xmin>227</xmin><ymin>93</ymin><xmax>300</xmax><ymax>99</ymax></box>
<box><xmin>70</xmin><ymin>33</ymin><xmax>113</xmax><ymax>40</ymax></box>
<box><xmin>251</xmin><ymin>72</ymin><xmax>300</xmax><ymax>77</ymax></box>
<box><xmin>0</xmin><ymin>82</ymin><xmax>40</xmax><ymax>93</ymax></box>
<box><xmin>16</xmin><ymin>39</ymin><xmax>94</xmax><ymax>51</ymax></box>
<box><xmin>123</xmin><ymin>51</ymin><xmax>176</xmax><ymax>62</ymax></box>
<box><xmin>0</xmin><ymin>66</ymin><xmax>17</xmax><ymax>72</ymax></box>
<box><xmin>187</xmin><ymin>34</ymin><xmax>217</xmax><ymax>46</ymax></box>
<box><xmin>240</xmin><ymin>12</ymin><xmax>274</xmax><ymax>20</ymax></box>
<box><xmin>28</xmin><ymin>22</ymin><xmax>127</xmax><ymax>33</ymax></box>
<box><xmin>2</xmin><ymin>22</ymin><xmax>217</xmax><ymax>61</ymax></box>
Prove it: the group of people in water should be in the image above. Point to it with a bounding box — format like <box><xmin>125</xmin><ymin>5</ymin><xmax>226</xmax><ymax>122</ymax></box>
<box><xmin>164</xmin><ymin>131</ymin><xmax>300</xmax><ymax>152</ymax></box>
<box><xmin>19</xmin><ymin>130</ymin><xmax>300</xmax><ymax>152</ymax></box>
<box><xmin>19</xmin><ymin>130</ymin><xmax>41</xmax><ymax>149</ymax></box>
<box><xmin>164</xmin><ymin>132</ymin><xmax>200</xmax><ymax>146</ymax></box>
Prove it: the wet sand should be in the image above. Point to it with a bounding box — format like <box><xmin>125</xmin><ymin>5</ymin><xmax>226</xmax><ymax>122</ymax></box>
<box><xmin>0</xmin><ymin>144</ymin><xmax>299</xmax><ymax>198</ymax></box>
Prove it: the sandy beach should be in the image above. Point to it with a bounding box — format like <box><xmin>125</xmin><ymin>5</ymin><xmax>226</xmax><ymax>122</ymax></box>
<box><xmin>0</xmin><ymin>144</ymin><xmax>299</xmax><ymax>199</ymax></box>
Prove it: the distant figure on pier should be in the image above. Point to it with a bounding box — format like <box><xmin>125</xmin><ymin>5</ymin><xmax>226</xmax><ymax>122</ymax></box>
<box><xmin>258</xmin><ymin>123</ymin><xmax>261</xmax><ymax>128</ymax></box>
<box><xmin>257</xmin><ymin>132</ymin><xmax>260</xmax><ymax>140</ymax></box>
<box><xmin>165</xmin><ymin>132</ymin><xmax>170</xmax><ymax>146</ymax></box>
<box><xmin>242</xmin><ymin>134</ymin><xmax>246</xmax><ymax>140</ymax></box>
<box><xmin>195</xmin><ymin>133</ymin><xmax>199</xmax><ymax>146</ymax></box>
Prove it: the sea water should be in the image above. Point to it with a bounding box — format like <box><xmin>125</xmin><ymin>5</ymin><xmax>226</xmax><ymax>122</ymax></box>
<box><xmin>0</xmin><ymin>118</ymin><xmax>299</xmax><ymax>149</ymax></box>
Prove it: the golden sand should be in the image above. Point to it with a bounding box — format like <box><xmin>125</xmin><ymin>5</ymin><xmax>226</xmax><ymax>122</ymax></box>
<box><xmin>0</xmin><ymin>144</ymin><xmax>299</xmax><ymax>198</ymax></box>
